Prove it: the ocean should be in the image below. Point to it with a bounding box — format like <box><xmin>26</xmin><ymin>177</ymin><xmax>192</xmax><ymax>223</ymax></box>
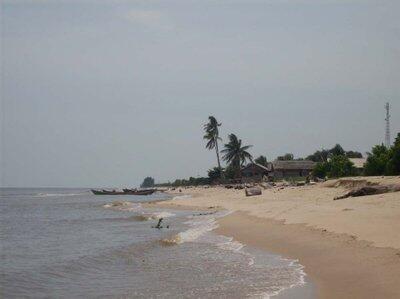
<box><xmin>1</xmin><ymin>188</ymin><xmax>308</xmax><ymax>298</ymax></box>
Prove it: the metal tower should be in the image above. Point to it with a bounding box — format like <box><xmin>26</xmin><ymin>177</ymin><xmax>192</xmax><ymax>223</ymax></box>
<box><xmin>385</xmin><ymin>102</ymin><xmax>391</xmax><ymax>148</ymax></box>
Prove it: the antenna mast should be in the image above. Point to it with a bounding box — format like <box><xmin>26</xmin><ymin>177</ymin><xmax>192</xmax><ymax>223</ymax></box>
<box><xmin>385</xmin><ymin>102</ymin><xmax>391</xmax><ymax>148</ymax></box>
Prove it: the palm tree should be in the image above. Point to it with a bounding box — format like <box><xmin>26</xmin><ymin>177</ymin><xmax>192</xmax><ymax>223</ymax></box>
<box><xmin>203</xmin><ymin>116</ymin><xmax>223</xmax><ymax>176</ymax></box>
<box><xmin>221</xmin><ymin>134</ymin><xmax>252</xmax><ymax>178</ymax></box>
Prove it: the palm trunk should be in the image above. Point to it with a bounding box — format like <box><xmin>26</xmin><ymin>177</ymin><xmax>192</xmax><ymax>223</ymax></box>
<box><xmin>215</xmin><ymin>140</ymin><xmax>224</xmax><ymax>179</ymax></box>
<box><xmin>234</xmin><ymin>159</ymin><xmax>241</xmax><ymax>180</ymax></box>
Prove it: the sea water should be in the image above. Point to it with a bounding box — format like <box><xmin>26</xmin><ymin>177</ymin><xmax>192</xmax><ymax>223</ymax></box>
<box><xmin>1</xmin><ymin>188</ymin><xmax>308</xmax><ymax>298</ymax></box>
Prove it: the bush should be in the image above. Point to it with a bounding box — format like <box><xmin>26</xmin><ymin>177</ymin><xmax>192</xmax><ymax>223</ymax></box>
<box><xmin>312</xmin><ymin>162</ymin><xmax>329</xmax><ymax>178</ymax></box>
<box><xmin>328</xmin><ymin>155</ymin><xmax>356</xmax><ymax>177</ymax></box>
<box><xmin>312</xmin><ymin>155</ymin><xmax>355</xmax><ymax>178</ymax></box>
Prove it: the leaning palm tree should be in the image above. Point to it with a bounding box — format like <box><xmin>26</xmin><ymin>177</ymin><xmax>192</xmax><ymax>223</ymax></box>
<box><xmin>221</xmin><ymin>134</ymin><xmax>253</xmax><ymax>178</ymax></box>
<box><xmin>203</xmin><ymin>116</ymin><xmax>223</xmax><ymax>176</ymax></box>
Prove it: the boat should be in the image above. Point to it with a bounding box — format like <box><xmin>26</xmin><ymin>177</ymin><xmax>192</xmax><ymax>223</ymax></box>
<box><xmin>91</xmin><ymin>189</ymin><xmax>156</xmax><ymax>195</ymax></box>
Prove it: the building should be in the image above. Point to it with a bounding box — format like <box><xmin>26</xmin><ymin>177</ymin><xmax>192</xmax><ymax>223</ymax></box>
<box><xmin>241</xmin><ymin>160</ymin><xmax>316</xmax><ymax>181</ymax></box>
<box><xmin>241</xmin><ymin>163</ymin><xmax>272</xmax><ymax>183</ymax></box>
<box><xmin>349</xmin><ymin>158</ymin><xmax>367</xmax><ymax>175</ymax></box>
<box><xmin>270</xmin><ymin>160</ymin><xmax>316</xmax><ymax>179</ymax></box>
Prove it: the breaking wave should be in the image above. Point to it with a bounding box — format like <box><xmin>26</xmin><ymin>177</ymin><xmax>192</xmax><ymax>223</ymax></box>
<box><xmin>103</xmin><ymin>201</ymin><xmax>141</xmax><ymax>212</ymax></box>
<box><xmin>131</xmin><ymin>211</ymin><xmax>175</xmax><ymax>221</ymax></box>
<box><xmin>161</xmin><ymin>211</ymin><xmax>232</xmax><ymax>247</ymax></box>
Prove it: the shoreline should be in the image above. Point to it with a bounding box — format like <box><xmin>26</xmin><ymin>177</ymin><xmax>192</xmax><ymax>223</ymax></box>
<box><xmin>215</xmin><ymin>211</ymin><xmax>400</xmax><ymax>299</ymax></box>
<box><xmin>154</xmin><ymin>177</ymin><xmax>400</xmax><ymax>298</ymax></box>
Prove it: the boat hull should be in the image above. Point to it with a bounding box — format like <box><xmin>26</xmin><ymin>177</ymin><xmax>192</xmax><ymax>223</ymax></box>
<box><xmin>91</xmin><ymin>189</ymin><xmax>156</xmax><ymax>196</ymax></box>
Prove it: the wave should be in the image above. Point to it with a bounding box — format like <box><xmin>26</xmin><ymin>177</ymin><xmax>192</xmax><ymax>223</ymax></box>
<box><xmin>161</xmin><ymin>211</ymin><xmax>230</xmax><ymax>246</ymax></box>
<box><xmin>33</xmin><ymin>192</ymin><xmax>89</xmax><ymax>198</ymax></box>
<box><xmin>103</xmin><ymin>201</ymin><xmax>141</xmax><ymax>212</ymax></box>
<box><xmin>131</xmin><ymin>211</ymin><xmax>175</xmax><ymax>221</ymax></box>
<box><xmin>171</xmin><ymin>195</ymin><xmax>192</xmax><ymax>201</ymax></box>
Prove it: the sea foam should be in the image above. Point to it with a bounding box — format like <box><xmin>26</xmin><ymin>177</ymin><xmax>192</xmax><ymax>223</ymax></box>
<box><xmin>132</xmin><ymin>211</ymin><xmax>175</xmax><ymax>221</ymax></box>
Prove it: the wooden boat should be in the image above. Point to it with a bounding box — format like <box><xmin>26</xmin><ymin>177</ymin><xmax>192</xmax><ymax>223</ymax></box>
<box><xmin>124</xmin><ymin>189</ymin><xmax>156</xmax><ymax>195</ymax></box>
<box><xmin>91</xmin><ymin>189</ymin><xmax>156</xmax><ymax>195</ymax></box>
<box><xmin>91</xmin><ymin>189</ymin><xmax>125</xmax><ymax>195</ymax></box>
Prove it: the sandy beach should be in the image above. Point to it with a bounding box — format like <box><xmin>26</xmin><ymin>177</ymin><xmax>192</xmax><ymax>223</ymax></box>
<box><xmin>153</xmin><ymin>176</ymin><xmax>400</xmax><ymax>298</ymax></box>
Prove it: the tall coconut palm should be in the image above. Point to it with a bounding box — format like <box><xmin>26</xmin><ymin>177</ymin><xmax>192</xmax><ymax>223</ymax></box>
<box><xmin>203</xmin><ymin>116</ymin><xmax>223</xmax><ymax>176</ymax></box>
<box><xmin>221</xmin><ymin>134</ymin><xmax>253</xmax><ymax>178</ymax></box>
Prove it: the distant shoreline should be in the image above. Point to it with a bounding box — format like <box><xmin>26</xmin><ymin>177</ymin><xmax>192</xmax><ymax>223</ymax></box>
<box><xmin>155</xmin><ymin>176</ymin><xmax>400</xmax><ymax>298</ymax></box>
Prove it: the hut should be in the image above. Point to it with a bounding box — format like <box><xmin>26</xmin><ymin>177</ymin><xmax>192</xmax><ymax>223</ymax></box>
<box><xmin>349</xmin><ymin>158</ymin><xmax>367</xmax><ymax>175</ymax></box>
<box><xmin>270</xmin><ymin>160</ymin><xmax>316</xmax><ymax>179</ymax></box>
<box><xmin>241</xmin><ymin>163</ymin><xmax>272</xmax><ymax>183</ymax></box>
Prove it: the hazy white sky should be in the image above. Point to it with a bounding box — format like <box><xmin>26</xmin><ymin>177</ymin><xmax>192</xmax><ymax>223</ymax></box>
<box><xmin>1</xmin><ymin>0</ymin><xmax>399</xmax><ymax>187</ymax></box>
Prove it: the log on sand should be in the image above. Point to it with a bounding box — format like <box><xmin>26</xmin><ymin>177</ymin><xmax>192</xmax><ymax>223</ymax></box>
<box><xmin>334</xmin><ymin>184</ymin><xmax>400</xmax><ymax>200</ymax></box>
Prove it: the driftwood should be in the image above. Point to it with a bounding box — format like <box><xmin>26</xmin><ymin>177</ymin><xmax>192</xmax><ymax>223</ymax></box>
<box><xmin>334</xmin><ymin>185</ymin><xmax>400</xmax><ymax>200</ymax></box>
<box><xmin>245</xmin><ymin>187</ymin><xmax>262</xmax><ymax>197</ymax></box>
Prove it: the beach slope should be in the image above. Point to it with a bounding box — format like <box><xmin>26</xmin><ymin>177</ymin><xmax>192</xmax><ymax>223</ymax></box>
<box><xmin>155</xmin><ymin>177</ymin><xmax>400</xmax><ymax>298</ymax></box>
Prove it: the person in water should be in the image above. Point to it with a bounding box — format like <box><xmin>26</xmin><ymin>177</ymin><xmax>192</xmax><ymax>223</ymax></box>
<box><xmin>155</xmin><ymin>218</ymin><xmax>163</xmax><ymax>229</ymax></box>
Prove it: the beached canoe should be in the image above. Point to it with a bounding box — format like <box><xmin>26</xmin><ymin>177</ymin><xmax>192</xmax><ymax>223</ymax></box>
<box><xmin>91</xmin><ymin>189</ymin><xmax>156</xmax><ymax>195</ymax></box>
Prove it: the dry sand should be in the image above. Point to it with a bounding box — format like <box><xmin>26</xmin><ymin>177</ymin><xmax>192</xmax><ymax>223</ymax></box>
<box><xmin>154</xmin><ymin>176</ymin><xmax>400</xmax><ymax>298</ymax></box>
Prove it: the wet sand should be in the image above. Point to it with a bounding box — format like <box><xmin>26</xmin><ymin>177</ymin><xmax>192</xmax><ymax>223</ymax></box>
<box><xmin>216</xmin><ymin>212</ymin><xmax>400</xmax><ymax>299</ymax></box>
<box><xmin>156</xmin><ymin>176</ymin><xmax>400</xmax><ymax>298</ymax></box>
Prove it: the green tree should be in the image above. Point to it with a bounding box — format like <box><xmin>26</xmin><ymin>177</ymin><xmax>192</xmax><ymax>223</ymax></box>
<box><xmin>312</xmin><ymin>162</ymin><xmax>329</xmax><ymax>178</ymax></box>
<box><xmin>307</xmin><ymin>145</ymin><xmax>361</xmax><ymax>162</ymax></box>
<box><xmin>328</xmin><ymin>155</ymin><xmax>356</xmax><ymax>177</ymax></box>
<box><xmin>224</xmin><ymin>164</ymin><xmax>237</xmax><ymax>180</ymax></box>
<box><xmin>207</xmin><ymin>167</ymin><xmax>223</xmax><ymax>183</ymax></box>
<box><xmin>345</xmin><ymin>151</ymin><xmax>363</xmax><ymax>158</ymax></box>
<box><xmin>329</xmin><ymin>144</ymin><xmax>345</xmax><ymax>157</ymax></box>
<box><xmin>221</xmin><ymin>134</ymin><xmax>252</xmax><ymax>178</ymax></box>
<box><xmin>254</xmin><ymin>155</ymin><xmax>268</xmax><ymax>166</ymax></box>
<box><xmin>364</xmin><ymin>144</ymin><xmax>390</xmax><ymax>176</ymax></box>
<box><xmin>140</xmin><ymin>177</ymin><xmax>155</xmax><ymax>188</ymax></box>
<box><xmin>306</xmin><ymin>149</ymin><xmax>330</xmax><ymax>162</ymax></box>
<box><xmin>312</xmin><ymin>156</ymin><xmax>356</xmax><ymax>178</ymax></box>
<box><xmin>386</xmin><ymin>133</ymin><xmax>400</xmax><ymax>175</ymax></box>
<box><xmin>203</xmin><ymin>116</ymin><xmax>223</xmax><ymax>178</ymax></box>
<box><xmin>277</xmin><ymin>153</ymin><xmax>294</xmax><ymax>161</ymax></box>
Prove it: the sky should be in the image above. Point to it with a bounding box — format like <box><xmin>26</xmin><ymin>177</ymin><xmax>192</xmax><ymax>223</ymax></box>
<box><xmin>1</xmin><ymin>0</ymin><xmax>399</xmax><ymax>187</ymax></box>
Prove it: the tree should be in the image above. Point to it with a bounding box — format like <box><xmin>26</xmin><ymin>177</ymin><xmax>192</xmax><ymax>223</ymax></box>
<box><xmin>307</xmin><ymin>145</ymin><xmax>361</xmax><ymax>162</ymax></box>
<box><xmin>140</xmin><ymin>177</ymin><xmax>155</xmax><ymax>188</ymax></box>
<box><xmin>328</xmin><ymin>155</ymin><xmax>356</xmax><ymax>177</ymax></box>
<box><xmin>364</xmin><ymin>144</ymin><xmax>390</xmax><ymax>176</ymax></box>
<box><xmin>277</xmin><ymin>153</ymin><xmax>294</xmax><ymax>161</ymax></box>
<box><xmin>254</xmin><ymin>155</ymin><xmax>268</xmax><ymax>166</ymax></box>
<box><xmin>207</xmin><ymin>167</ymin><xmax>223</xmax><ymax>183</ymax></box>
<box><xmin>345</xmin><ymin>151</ymin><xmax>363</xmax><ymax>158</ymax></box>
<box><xmin>221</xmin><ymin>134</ymin><xmax>252</xmax><ymax>178</ymax></box>
<box><xmin>224</xmin><ymin>164</ymin><xmax>237</xmax><ymax>180</ymax></box>
<box><xmin>329</xmin><ymin>144</ymin><xmax>345</xmax><ymax>157</ymax></box>
<box><xmin>312</xmin><ymin>162</ymin><xmax>329</xmax><ymax>178</ymax></box>
<box><xmin>312</xmin><ymin>156</ymin><xmax>355</xmax><ymax>178</ymax></box>
<box><xmin>386</xmin><ymin>133</ymin><xmax>400</xmax><ymax>175</ymax></box>
<box><xmin>306</xmin><ymin>149</ymin><xmax>330</xmax><ymax>162</ymax></box>
<box><xmin>203</xmin><ymin>116</ymin><xmax>223</xmax><ymax>178</ymax></box>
